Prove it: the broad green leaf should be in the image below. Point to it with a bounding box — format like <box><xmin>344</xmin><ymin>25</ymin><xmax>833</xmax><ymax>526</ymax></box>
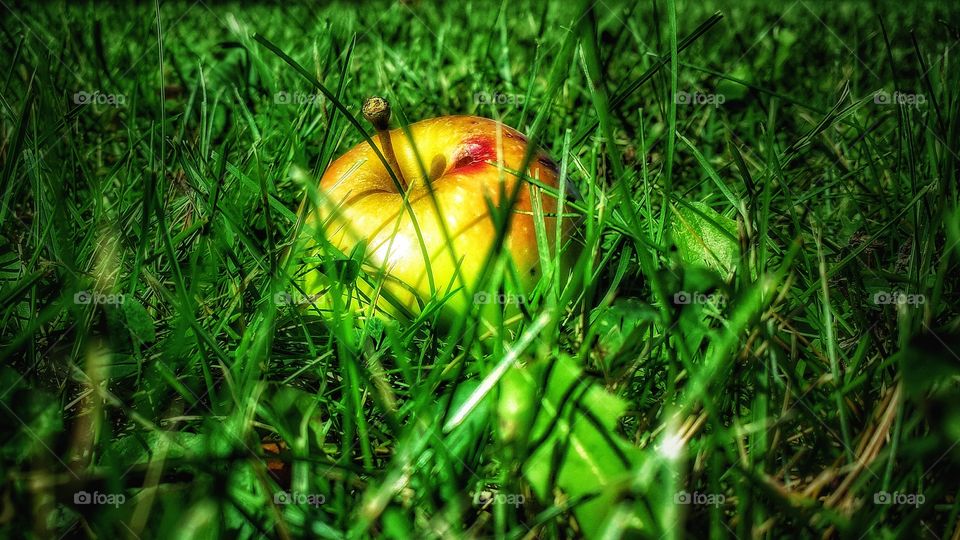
<box><xmin>716</xmin><ymin>64</ymin><xmax>752</xmax><ymax>101</ymax></box>
<box><xmin>498</xmin><ymin>354</ymin><xmax>645</xmax><ymax>538</ymax></box>
<box><xmin>123</xmin><ymin>298</ymin><xmax>157</xmax><ymax>343</ymax></box>
<box><xmin>100</xmin><ymin>431</ymin><xmax>207</xmax><ymax>467</ymax></box>
<box><xmin>670</xmin><ymin>201</ymin><xmax>739</xmax><ymax>276</ymax></box>
<box><xmin>588</xmin><ymin>299</ymin><xmax>657</xmax><ymax>370</ymax></box>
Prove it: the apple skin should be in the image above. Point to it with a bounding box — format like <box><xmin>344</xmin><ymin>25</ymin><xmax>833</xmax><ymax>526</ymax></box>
<box><xmin>301</xmin><ymin>115</ymin><xmax>574</xmax><ymax>324</ymax></box>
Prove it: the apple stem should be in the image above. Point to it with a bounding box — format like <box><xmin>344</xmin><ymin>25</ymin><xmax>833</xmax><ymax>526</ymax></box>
<box><xmin>362</xmin><ymin>96</ymin><xmax>407</xmax><ymax>192</ymax></box>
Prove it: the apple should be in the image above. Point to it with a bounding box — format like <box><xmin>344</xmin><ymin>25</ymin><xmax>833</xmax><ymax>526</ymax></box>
<box><xmin>299</xmin><ymin>103</ymin><xmax>575</xmax><ymax>326</ymax></box>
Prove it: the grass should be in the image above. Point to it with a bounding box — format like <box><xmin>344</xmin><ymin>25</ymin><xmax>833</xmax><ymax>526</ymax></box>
<box><xmin>1</xmin><ymin>0</ymin><xmax>959</xmax><ymax>538</ymax></box>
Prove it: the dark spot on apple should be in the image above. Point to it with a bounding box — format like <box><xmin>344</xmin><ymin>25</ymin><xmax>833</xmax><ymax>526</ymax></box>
<box><xmin>529</xmin><ymin>268</ymin><xmax>537</xmax><ymax>276</ymax></box>
<box><xmin>450</xmin><ymin>135</ymin><xmax>496</xmax><ymax>174</ymax></box>
<box><xmin>537</xmin><ymin>155</ymin><xmax>559</xmax><ymax>174</ymax></box>
<box><xmin>504</xmin><ymin>130</ymin><xmax>528</xmax><ymax>143</ymax></box>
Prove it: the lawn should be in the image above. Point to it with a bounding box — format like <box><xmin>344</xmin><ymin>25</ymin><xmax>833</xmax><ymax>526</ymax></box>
<box><xmin>1</xmin><ymin>0</ymin><xmax>959</xmax><ymax>538</ymax></box>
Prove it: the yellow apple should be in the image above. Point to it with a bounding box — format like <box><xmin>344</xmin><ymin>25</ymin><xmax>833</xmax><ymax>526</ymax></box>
<box><xmin>298</xmin><ymin>114</ymin><xmax>575</xmax><ymax>325</ymax></box>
